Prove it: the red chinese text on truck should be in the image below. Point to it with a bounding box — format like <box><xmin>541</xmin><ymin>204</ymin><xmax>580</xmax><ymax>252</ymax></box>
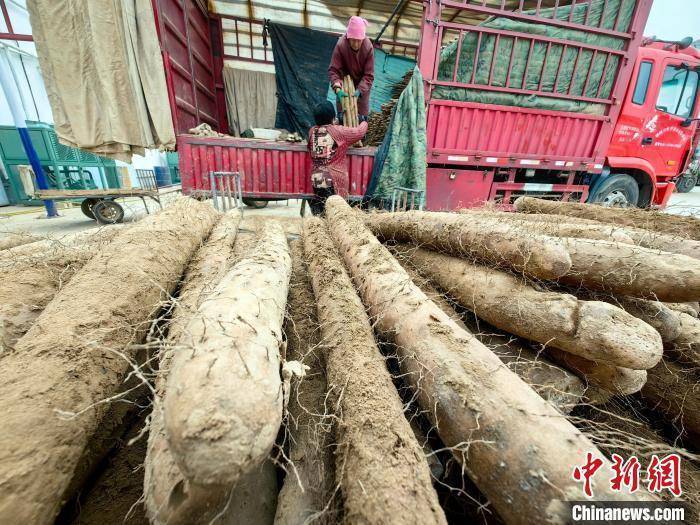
<box><xmin>170</xmin><ymin>0</ymin><xmax>700</xmax><ymax>210</ymax></box>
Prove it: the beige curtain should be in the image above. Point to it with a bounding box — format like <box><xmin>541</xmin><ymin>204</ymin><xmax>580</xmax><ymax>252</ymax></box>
<box><xmin>223</xmin><ymin>67</ymin><xmax>277</xmax><ymax>135</ymax></box>
<box><xmin>27</xmin><ymin>0</ymin><xmax>175</xmax><ymax>161</ymax></box>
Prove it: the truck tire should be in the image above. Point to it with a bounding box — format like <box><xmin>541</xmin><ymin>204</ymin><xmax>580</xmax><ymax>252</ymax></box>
<box><xmin>242</xmin><ymin>198</ymin><xmax>269</xmax><ymax>209</ymax></box>
<box><xmin>92</xmin><ymin>200</ymin><xmax>125</xmax><ymax>224</ymax></box>
<box><xmin>675</xmin><ymin>173</ymin><xmax>698</xmax><ymax>194</ymax></box>
<box><xmin>588</xmin><ymin>173</ymin><xmax>640</xmax><ymax>208</ymax></box>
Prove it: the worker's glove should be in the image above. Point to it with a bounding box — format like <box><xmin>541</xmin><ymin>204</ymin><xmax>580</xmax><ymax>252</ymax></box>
<box><xmin>354</xmin><ymin>89</ymin><xmax>362</xmax><ymax>98</ymax></box>
<box><xmin>335</xmin><ymin>89</ymin><xmax>348</xmax><ymax>101</ymax></box>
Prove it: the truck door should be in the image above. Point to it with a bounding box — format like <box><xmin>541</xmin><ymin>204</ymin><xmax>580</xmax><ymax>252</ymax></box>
<box><xmin>643</xmin><ymin>61</ymin><xmax>699</xmax><ymax>177</ymax></box>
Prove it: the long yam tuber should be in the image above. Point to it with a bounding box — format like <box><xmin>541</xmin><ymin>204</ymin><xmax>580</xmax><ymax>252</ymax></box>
<box><xmin>144</xmin><ymin>210</ymin><xmax>242</xmax><ymax>525</ymax></box>
<box><xmin>559</xmin><ymin>237</ymin><xmax>700</xmax><ymax>302</ymax></box>
<box><xmin>164</xmin><ymin>221</ymin><xmax>291</xmax><ymax>487</ymax></box>
<box><xmin>395</xmin><ymin>245</ymin><xmax>662</xmax><ymax>370</ymax></box>
<box><xmin>403</xmin><ymin>263</ymin><xmax>586</xmax><ymax>413</ymax></box>
<box><xmin>325</xmin><ymin>196</ymin><xmax>655</xmax><ymax>525</ymax></box>
<box><xmin>514</xmin><ymin>196</ymin><xmax>700</xmax><ymax>240</ymax></box>
<box><xmin>366</xmin><ymin>210</ymin><xmax>572</xmax><ymax>280</ymax></box>
<box><xmin>641</xmin><ymin>360</ymin><xmax>700</xmax><ymax>449</ymax></box>
<box><xmin>303</xmin><ymin>217</ymin><xmax>446</xmax><ymax>525</ymax></box>
<box><xmin>274</xmin><ymin>240</ymin><xmax>336</xmax><ymax>525</ymax></box>
<box><xmin>0</xmin><ymin>198</ymin><xmax>219</xmax><ymax>524</ymax></box>
<box><xmin>0</xmin><ymin>226</ymin><xmax>122</xmax><ymax>353</ymax></box>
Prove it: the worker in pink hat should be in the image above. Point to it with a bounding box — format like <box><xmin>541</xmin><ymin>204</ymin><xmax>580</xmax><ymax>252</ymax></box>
<box><xmin>328</xmin><ymin>16</ymin><xmax>375</xmax><ymax>123</ymax></box>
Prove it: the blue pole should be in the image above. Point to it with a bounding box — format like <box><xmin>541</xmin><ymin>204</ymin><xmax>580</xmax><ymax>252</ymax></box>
<box><xmin>0</xmin><ymin>47</ymin><xmax>58</xmax><ymax>217</ymax></box>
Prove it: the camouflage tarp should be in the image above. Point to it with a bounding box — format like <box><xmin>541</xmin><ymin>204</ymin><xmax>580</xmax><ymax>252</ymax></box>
<box><xmin>365</xmin><ymin>67</ymin><xmax>426</xmax><ymax>202</ymax></box>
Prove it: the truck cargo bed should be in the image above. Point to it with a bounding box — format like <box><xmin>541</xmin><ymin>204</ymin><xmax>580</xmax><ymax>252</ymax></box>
<box><xmin>178</xmin><ymin>135</ymin><xmax>377</xmax><ymax>200</ymax></box>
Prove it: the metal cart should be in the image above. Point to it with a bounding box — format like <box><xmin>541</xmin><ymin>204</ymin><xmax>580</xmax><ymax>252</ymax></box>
<box><xmin>34</xmin><ymin>170</ymin><xmax>162</xmax><ymax>224</ymax></box>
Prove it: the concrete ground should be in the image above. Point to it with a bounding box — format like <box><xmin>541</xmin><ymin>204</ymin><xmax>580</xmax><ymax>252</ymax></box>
<box><xmin>0</xmin><ymin>190</ymin><xmax>305</xmax><ymax>239</ymax></box>
<box><xmin>664</xmin><ymin>187</ymin><xmax>700</xmax><ymax>217</ymax></box>
<box><xmin>1</xmin><ymin>188</ymin><xmax>699</xmax><ymax>239</ymax></box>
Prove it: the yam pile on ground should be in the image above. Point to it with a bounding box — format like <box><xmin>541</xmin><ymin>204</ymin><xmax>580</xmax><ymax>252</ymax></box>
<box><xmin>0</xmin><ymin>226</ymin><xmax>123</xmax><ymax>354</ymax></box>
<box><xmin>5</xmin><ymin>195</ymin><xmax>700</xmax><ymax>524</ymax></box>
<box><xmin>0</xmin><ymin>230</ymin><xmax>44</xmax><ymax>250</ymax></box>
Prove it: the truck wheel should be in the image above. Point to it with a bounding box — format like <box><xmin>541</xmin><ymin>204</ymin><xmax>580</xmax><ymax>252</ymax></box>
<box><xmin>588</xmin><ymin>174</ymin><xmax>639</xmax><ymax>208</ymax></box>
<box><xmin>92</xmin><ymin>200</ymin><xmax>125</xmax><ymax>224</ymax></box>
<box><xmin>675</xmin><ymin>173</ymin><xmax>698</xmax><ymax>194</ymax></box>
<box><xmin>242</xmin><ymin>198</ymin><xmax>269</xmax><ymax>209</ymax></box>
<box><xmin>80</xmin><ymin>198</ymin><xmax>99</xmax><ymax>219</ymax></box>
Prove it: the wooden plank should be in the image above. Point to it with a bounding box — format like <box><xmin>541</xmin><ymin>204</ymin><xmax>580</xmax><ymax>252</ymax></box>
<box><xmin>36</xmin><ymin>189</ymin><xmax>154</xmax><ymax>199</ymax></box>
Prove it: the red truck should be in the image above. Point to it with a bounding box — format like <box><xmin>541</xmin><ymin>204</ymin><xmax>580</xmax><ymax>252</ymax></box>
<box><xmin>162</xmin><ymin>0</ymin><xmax>699</xmax><ymax>210</ymax></box>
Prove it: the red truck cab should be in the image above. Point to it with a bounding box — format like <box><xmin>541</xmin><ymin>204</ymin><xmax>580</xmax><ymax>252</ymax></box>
<box><xmin>605</xmin><ymin>39</ymin><xmax>700</xmax><ymax>207</ymax></box>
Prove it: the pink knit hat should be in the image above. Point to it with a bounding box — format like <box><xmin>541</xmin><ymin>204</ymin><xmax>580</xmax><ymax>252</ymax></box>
<box><xmin>346</xmin><ymin>16</ymin><xmax>368</xmax><ymax>40</ymax></box>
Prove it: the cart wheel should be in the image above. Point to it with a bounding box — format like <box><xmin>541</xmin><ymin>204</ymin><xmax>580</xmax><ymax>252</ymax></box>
<box><xmin>92</xmin><ymin>200</ymin><xmax>124</xmax><ymax>224</ymax></box>
<box><xmin>242</xmin><ymin>198</ymin><xmax>269</xmax><ymax>209</ymax></box>
<box><xmin>80</xmin><ymin>198</ymin><xmax>99</xmax><ymax>219</ymax></box>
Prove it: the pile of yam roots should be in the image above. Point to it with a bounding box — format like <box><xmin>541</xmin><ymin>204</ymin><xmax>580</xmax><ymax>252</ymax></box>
<box><xmin>2</xmin><ymin>195</ymin><xmax>700</xmax><ymax>524</ymax></box>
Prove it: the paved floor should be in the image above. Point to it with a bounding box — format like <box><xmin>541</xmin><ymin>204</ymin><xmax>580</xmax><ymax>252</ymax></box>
<box><xmin>1</xmin><ymin>189</ymin><xmax>699</xmax><ymax>239</ymax></box>
<box><xmin>0</xmin><ymin>192</ymin><xmax>305</xmax><ymax>239</ymax></box>
<box><xmin>664</xmin><ymin>187</ymin><xmax>700</xmax><ymax>216</ymax></box>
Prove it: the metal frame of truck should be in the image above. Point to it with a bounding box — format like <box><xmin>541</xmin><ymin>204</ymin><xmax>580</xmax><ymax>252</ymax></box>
<box><xmin>416</xmin><ymin>0</ymin><xmax>656</xmax><ymax>209</ymax></box>
<box><xmin>167</xmin><ymin>0</ymin><xmax>700</xmax><ymax>210</ymax></box>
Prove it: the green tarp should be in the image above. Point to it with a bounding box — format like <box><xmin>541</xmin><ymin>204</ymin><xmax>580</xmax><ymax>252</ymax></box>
<box><xmin>365</xmin><ymin>67</ymin><xmax>426</xmax><ymax>202</ymax></box>
<box><xmin>434</xmin><ymin>0</ymin><xmax>636</xmax><ymax>114</ymax></box>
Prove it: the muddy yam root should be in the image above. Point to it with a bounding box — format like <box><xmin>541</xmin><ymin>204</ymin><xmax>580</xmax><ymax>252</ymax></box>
<box><xmin>403</xmin><ymin>263</ymin><xmax>585</xmax><ymax>413</ymax></box>
<box><xmin>668</xmin><ymin>313</ymin><xmax>700</xmax><ymax>366</ymax></box>
<box><xmin>325</xmin><ymin>196</ymin><xmax>654</xmax><ymax>524</ymax></box>
<box><xmin>396</xmin><ymin>246</ymin><xmax>662</xmax><ymax>370</ymax></box>
<box><xmin>366</xmin><ymin>210</ymin><xmax>572</xmax><ymax>280</ymax></box>
<box><xmin>514</xmin><ymin>196</ymin><xmax>700</xmax><ymax>240</ymax></box>
<box><xmin>544</xmin><ymin>348</ymin><xmax>647</xmax><ymax>395</ymax></box>
<box><xmin>0</xmin><ymin>231</ymin><xmax>44</xmax><ymax>251</ymax></box>
<box><xmin>0</xmin><ymin>198</ymin><xmax>219</xmax><ymax>525</ymax></box>
<box><xmin>641</xmin><ymin>360</ymin><xmax>700</xmax><ymax>448</ymax></box>
<box><xmin>459</xmin><ymin>210</ymin><xmax>635</xmax><ymax>244</ymax></box>
<box><xmin>0</xmin><ymin>227</ymin><xmax>122</xmax><ymax>353</ymax></box>
<box><xmin>164</xmin><ymin>220</ymin><xmax>291</xmax><ymax>487</ymax></box>
<box><xmin>560</xmin><ymin>238</ymin><xmax>700</xmax><ymax>302</ymax></box>
<box><xmin>615</xmin><ymin>298</ymin><xmax>681</xmax><ymax>344</ymax></box>
<box><xmin>144</xmin><ymin>210</ymin><xmax>242</xmax><ymax>525</ymax></box>
<box><xmin>303</xmin><ymin>217</ymin><xmax>446</xmax><ymax>525</ymax></box>
<box><xmin>274</xmin><ymin>241</ymin><xmax>336</xmax><ymax>525</ymax></box>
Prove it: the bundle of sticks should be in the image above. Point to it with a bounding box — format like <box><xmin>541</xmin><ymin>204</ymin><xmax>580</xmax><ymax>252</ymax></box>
<box><xmin>342</xmin><ymin>75</ymin><xmax>363</xmax><ymax>147</ymax></box>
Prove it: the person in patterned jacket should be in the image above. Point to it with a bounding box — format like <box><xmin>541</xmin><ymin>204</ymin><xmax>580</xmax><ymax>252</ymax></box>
<box><xmin>307</xmin><ymin>101</ymin><xmax>367</xmax><ymax>214</ymax></box>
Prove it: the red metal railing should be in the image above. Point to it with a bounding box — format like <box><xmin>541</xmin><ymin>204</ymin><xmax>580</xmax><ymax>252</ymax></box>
<box><xmin>0</xmin><ymin>0</ymin><xmax>32</xmax><ymax>41</ymax></box>
<box><xmin>178</xmin><ymin>134</ymin><xmax>376</xmax><ymax>199</ymax></box>
<box><xmin>442</xmin><ymin>0</ymin><xmax>636</xmax><ymax>38</ymax></box>
<box><xmin>418</xmin><ymin>0</ymin><xmax>653</xmax><ymax>170</ymax></box>
<box><xmin>219</xmin><ymin>14</ymin><xmax>419</xmax><ymax>65</ymax></box>
<box><xmin>434</xmin><ymin>21</ymin><xmax>626</xmax><ymax>106</ymax></box>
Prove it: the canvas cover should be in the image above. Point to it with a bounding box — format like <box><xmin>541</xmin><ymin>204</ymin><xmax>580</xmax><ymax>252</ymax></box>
<box><xmin>27</xmin><ymin>0</ymin><xmax>175</xmax><ymax>161</ymax></box>
<box><xmin>434</xmin><ymin>0</ymin><xmax>636</xmax><ymax>114</ymax></box>
<box><xmin>223</xmin><ymin>67</ymin><xmax>277</xmax><ymax>135</ymax></box>
<box><xmin>365</xmin><ymin>67</ymin><xmax>426</xmax><ymax>202</ymax></box>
